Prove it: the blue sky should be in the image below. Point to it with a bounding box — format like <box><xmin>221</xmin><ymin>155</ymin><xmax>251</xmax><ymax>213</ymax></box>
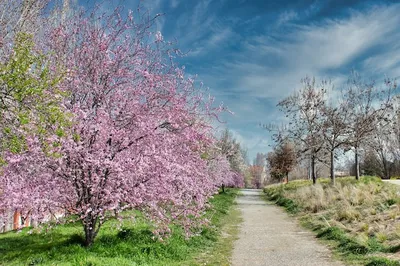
<box><xmin>80</xmin><ymin>0</ymin><xmax>400</xmax><ymax>161</ymax></box>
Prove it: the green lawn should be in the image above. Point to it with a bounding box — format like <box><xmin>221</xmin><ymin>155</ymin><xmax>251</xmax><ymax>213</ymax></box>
<box><xmin>0</xmin><ymin>189</ymin><xmax>240</xmax><ymax>266</ymax></box>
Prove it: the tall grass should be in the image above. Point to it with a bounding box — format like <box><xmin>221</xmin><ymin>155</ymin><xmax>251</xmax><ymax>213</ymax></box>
<box><xmin>0</xmin><ymin>189</ymin><xmax>240</xmax><ymax>266</ymax></box>
<box><xmin>264</xmin><ymin>177</ymin><xmax>400</xmax><ymax>265</ymax></box>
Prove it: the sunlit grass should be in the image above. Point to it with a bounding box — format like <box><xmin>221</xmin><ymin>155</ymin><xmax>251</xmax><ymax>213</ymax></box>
<box><xmin>264</xmin><ymin>176</ymin><xmax>400</xmax><ymax>265</ymax></box>
<box><xmin>0</xmin><ymin>189</ymin><xmax>240</xmax><ymax>266</ymax></box>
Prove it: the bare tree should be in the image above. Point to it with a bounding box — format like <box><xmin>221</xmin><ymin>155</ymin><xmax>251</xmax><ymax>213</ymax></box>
<box><xmin>344</xmin><ymin>73</ymin><xmax>396</xmax><ymax>180</ymax></box>
<box><xmin>276</xmin><ymin>77</ymin><xmax>327</xmax><ymax>184</ymax></box>
<box><xmin>362</xmin><ymin>102</ymin><xmax>400</xmax><ymax>179</ymax></box>
<box><xmin>216</xmin><ymin>129</ymin><xmax>248</xmax><ymax>180</ymax></box>
<box><xmin>0</xmin><ymin>0</ymin><xmax>50</xmax><ymax>42</ymax></box>
<box><xmin>249</xmin><ymin>165</ymin><xmax>263</xmax><ymax>188</ymax></box>
<box><xmin>320</xmin><ymin>92</ymin><xmax>352</xmax><ymax>184</ymax></box>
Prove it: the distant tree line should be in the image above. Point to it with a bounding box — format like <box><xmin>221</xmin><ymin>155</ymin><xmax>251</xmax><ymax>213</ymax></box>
<box><xmin>266</xmin><ymin>73</ymin><xmax>397</xmax><ymax>184</ymax></box>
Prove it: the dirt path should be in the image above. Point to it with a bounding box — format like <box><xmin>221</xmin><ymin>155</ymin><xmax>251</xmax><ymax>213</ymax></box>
<box><xmin>383</xmin><ymin>180</ymin><xmax>400</xmax><ymax>186</ymax></box>
<box><xmin>231</xmin><ymin>189</ymin><xmax>343</xmax><ymax>266</ymax></box>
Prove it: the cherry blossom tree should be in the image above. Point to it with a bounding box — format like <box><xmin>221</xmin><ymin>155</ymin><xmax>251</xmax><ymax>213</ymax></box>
<box><xmin>207</xmin><ymin>154</ymin><xmax>244</xmax><ymax>191</ymax></box>
<box><xmin>215</xmin><ymin>129</ymin><xmax>246</xmax><ymax>190</ymax></box>
<box><xmin>0</xmin><ymin>6</ymin><xmax>228</xmax><ymax>246</ymax></box>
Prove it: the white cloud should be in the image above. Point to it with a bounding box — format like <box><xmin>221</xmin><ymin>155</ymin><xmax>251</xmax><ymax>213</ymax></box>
<box><xmin>277</xmin><ymin>10</ymin><xmax>298</xmax><ymax>25</ymax></box>
<box><xmin>188</xmin><ymin>27</ymin><xmax>234</xmax><ymax>56</ymax></box>
<box><xmin>157</xmin><ymin>1</ymin><xmax>400</xmax><ymax>160</ymax></box>
<box><xmin>171</xmin><ymin>0</ymin><xmax>180</xmax><ymax>9</ymax></box>
<box><xmin>293</xmin><ymin>18</ymin><xmax>391</xmax><ymax>69</ymax></box>
<box><xmin>362</xmin><ymin>42</ymin><xmax>400</xmax><ymax>78</ymax></box>
<box><xmin>304</xmin><ymin>0</ymin><xmax>323</xmax><ymax>17</ymax></box>
<box><xmin>191</xmin><ymin>0</ymin><xmax>213</xmax><ymax>27</ymax></box>
<box><xmin>195</xmin><ymin>4</ymin><xmax>400</xmax><ymax>159</ymax></box>
<box><xmin>207</xmin><ymin>4</ymin><xmax>400</xmax><ymax>99</ymax></box>
<box><xmin>226</xmin><ymin>128</ymin><xmax>271</xmax><ymax>159</ymax></box>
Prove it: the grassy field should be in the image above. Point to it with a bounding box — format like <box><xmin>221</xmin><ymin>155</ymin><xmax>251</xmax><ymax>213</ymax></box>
<box><xmin>0</xmin><ymin>189</ymin><xmax>241</xmax><ymax>266</ymax></box>
<box><xmin>264</xmin><ymin>177</ymin><xmax>400</xmax><ymax>266</ymax></box>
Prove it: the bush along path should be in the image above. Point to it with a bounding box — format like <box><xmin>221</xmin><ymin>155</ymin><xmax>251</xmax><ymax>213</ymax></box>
<box><xmin>231</xmin><ymin>189</ymin><xmax>343</xmax><ymax>266</ymax></box>
<box><xmin>264</xmin><ymin>177</ymin><xmax>400</xmax><ymax>266</ymax></box>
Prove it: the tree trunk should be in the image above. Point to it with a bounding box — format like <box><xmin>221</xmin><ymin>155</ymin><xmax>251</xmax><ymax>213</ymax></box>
<box><xmin>381</xmin><ymin>152</ymin><xmax>389</xmax><ymax>179</ymax></box>
<box><xmin>311</xmin><ymin>154</ymin><xmax>316</xmax><ymax>185</ymax></box>
<box><xmin>286</xmin><ymin>172</ymin><xmax>289</xmax><ymax>183</ymax></box>
<box><xmin>13</xmin><ymin>211</ymin><xmax>20</xmax><ymax>230</ymax></box>
<box><xmin>83</xmin><ymin>216</ymin><xmax>99</xmax><ymax>247</ymax></box>
<box><xmin>355</xmin><ymin>146</ymin><xmax>360</xmax><ymax>181</ymax></box>
<box><xmin>221</xmin><ymin>184</ymin><xmax>225</xmax><ymax>193</ymax></box>
<box><xmin>330</xmin><ymin>149</ymin><xmax>335</xmax><ymax>185</ymax></box>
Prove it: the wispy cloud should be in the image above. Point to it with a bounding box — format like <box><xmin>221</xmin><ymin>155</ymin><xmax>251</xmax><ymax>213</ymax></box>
<box><xmin>203</xmin><ymin>4</ymin><xmax>400</xmax><ymax>99</ymax></box>
<box><xmin>188</xmin><ymin>3</ymin><xmax>400</xmax><ymax>158</ymax></box>
<box><xmin>191</xmin><ymin>0</ymin><xmax>213</xmax><ymax>27</ymax></box>
<box><xmin>188</xmin><ymin>27</ymin><xmax>234</xmax><ymax>56</ymax></box>
<box><xmin>304</xmin><ymin>0</ymin><xmax>323</xmax><ymax>17</ymax></box>
<box><xmin>277</xmin><ymin>10</ymin><xmax>298</xmax><ymax>25</ymax></box>
<box><xmin>170</xmin><ymin>0</ymin><xmax>179</xmax><ymax>9</ymax></box>
<box><xmin>113</xmin><ymin>1</ymin><xmax>400</xmax><ymax>159</ymax></box>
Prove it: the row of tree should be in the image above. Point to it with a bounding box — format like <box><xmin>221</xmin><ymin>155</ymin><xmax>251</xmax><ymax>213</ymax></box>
<box><xmin>354</xmin><ymin>111</ymin><xmax>400</xmax><ymax>179</ymax></box>
<box><xmin>215</xmin><ymin>129</ymin><xmax>247</xmax><ymax>190</ymax></box>
<box><xmin>0</xmin><ymin>1</ymin><xmax>244</xmax><ymax>246</ymax></box>
<box><xmin>267</xmin><ymin>75</ymin><xmax>397</xmax><ymax>184</ymax></box>
<box><xmin>213</xmin><ymin>129</ymin><xmax>269</xmax><ymax>189</ymax></box>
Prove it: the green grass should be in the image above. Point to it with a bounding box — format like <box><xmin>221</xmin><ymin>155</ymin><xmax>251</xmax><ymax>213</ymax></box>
<box><xmin>264</xmin><ymin>176</ymin><xmax>400</xmax><ymax>265</ymax></box>
<box><xmin>0</xmin><ymin>189</ymin><xmax>240</xmax><ymax>266</ymax></box>
<box><xmin>183</xmin><ymin>197</ymin><xmax>242</xmax><ymax>266</ymax></box>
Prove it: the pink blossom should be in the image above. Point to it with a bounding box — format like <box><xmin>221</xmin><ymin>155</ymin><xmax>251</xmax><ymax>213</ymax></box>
<box><xmin>0</xmin><ymin>6</ymin><xmax>238</xmax><ymax>246</ymax></box>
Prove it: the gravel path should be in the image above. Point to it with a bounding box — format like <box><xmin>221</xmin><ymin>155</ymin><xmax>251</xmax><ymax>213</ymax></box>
<box><xmin>231</xmin><ymin>189</ymin><xmax>343</xmax><ymax>266</ymax></box>
<box><xmin>383</xmin><ymin>180</ymin><xmax>400</xmax><ymax>186</ymax></box>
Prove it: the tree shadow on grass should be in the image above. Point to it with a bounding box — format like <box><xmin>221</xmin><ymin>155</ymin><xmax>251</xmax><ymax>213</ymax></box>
<box><xmin>0</xmin><ymin>226</ymin><xmax>186</xmax><ymax>265</ymax></box>
<box><xmin>0</xmin><ymin>230</ymin><xmax>81</xmax><ymax>264</ymax></box>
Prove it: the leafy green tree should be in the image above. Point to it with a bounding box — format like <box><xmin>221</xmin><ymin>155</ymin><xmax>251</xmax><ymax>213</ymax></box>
<box><xmin>0</xmin><ymin>33</ymin><xmax>69</xmax><ymax>158</ymax></box>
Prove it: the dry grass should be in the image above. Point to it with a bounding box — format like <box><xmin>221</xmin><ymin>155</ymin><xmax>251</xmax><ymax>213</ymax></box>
<box><xmin>293</xmin><ymin>179</ymin><xmax>399</xmax><ymax>247</ymax></box>
<box><xmin>264</xmin><ymin>176</ymin><xmax>400</xmax><ymax>265</ymax></box>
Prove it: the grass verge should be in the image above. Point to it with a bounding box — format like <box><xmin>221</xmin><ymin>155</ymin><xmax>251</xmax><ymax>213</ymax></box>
<box><xmin>183</xmin><ymin>198</ymin><xmax>242</xmax><ymax>266</ymax></box>
<box><xmin>264</xmin><ymin>177</ymin><xmax>400</xmax><ymax>265</ymax></box>
<box><xmin>0</xmin><ymin>189</ymin><xmax>240</xmax><ymax>266</ymax></box>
